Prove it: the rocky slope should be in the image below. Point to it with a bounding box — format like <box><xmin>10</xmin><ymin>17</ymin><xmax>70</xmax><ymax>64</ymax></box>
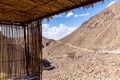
<box><xmin>61</xmin><ymin>2</ymin><xmax>120</xmax><ymax>51</ymax></box>
<box><xmin>43</xmin><ymin>1</ymin><xmax>120</xmax><ymax>58</ymax></box>
<box><xmin>43</xmin><ymin>1</ymin><xmax>120</xmax><ymax>80</ymax></box>
<box><xmin>42</xmin><ymin>37</ymin><xmax>55</xmax><ymax>48</ymax></box>
<box><xmin>43</xmin><ymin>52</ymin><xmax>120</xmax><ymax>80</ymax></box>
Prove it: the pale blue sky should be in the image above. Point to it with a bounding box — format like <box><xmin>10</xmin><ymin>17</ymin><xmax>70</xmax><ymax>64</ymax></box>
<box><xmin>42</xmin><ymin>0</ymin><xmax>117</xmax><ymax>40</ymax></box>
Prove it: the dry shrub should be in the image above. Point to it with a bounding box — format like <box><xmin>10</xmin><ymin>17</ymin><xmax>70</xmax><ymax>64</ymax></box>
<box><xmin>66</xmin><ymin>52</ymin><xmax>76</xmax><ymax>59</ymax></box>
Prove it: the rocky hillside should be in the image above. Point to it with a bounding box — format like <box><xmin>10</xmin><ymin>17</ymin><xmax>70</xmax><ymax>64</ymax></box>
<box><xmin>43</xmin><ymin>1</ymin><xmax>120</xmax><ymax>57</ymax></box>
<box><xmin>61</xmin><ymin>2</ymin><xmax>120</xmax><ymax>51</ymax></box>
<box><xmin>43</xmin><ymin>1</ymin><xmax>120</xmax><ymax>80</ymax></box>
<box><xmin>42</xmin><ymin>37</ymin><xmax>55</xmax><ymax>48</ymax></box>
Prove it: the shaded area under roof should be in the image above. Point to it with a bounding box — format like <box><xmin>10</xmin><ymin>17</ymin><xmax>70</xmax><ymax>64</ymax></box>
<box><xmin>0</xmin><ymin>0</ymin><xmax>103</xmax><ymax>23</ymax></box>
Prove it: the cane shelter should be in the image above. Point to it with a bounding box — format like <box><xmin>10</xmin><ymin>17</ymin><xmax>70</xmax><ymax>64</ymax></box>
<box><xmin>0</xmin><ymin>0</ymin><xmax>103</xmax><ymax>80</ymax></box>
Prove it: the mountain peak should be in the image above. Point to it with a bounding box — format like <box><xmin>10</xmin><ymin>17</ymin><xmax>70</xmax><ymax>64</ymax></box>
<box><xmin>60</xmin><ymin>1</ymin><xmax>120</xmax><ymax>50</ymax></box>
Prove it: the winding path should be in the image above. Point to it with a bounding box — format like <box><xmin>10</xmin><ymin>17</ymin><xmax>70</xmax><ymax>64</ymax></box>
<box><xmin>57</xmin><ymin>41</ymin><xmax>120</xmax><ymax>54</ymax></box>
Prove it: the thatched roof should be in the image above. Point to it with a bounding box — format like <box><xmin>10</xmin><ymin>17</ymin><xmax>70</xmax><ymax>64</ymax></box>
<box><xmin>0</xmin><ymin>0</ymin><xmax>103</xmax><ymax>23</ymax></box>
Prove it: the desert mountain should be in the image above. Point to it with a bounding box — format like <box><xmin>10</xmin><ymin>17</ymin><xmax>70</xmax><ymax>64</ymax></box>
<box><xmin>61</xmin><ymin>2</ymin><xmax>120</xmax><ymax>50</ymax></box>
<box><xmin>43</xmin><ymin>2</ymin><xmax>120</xmax><ymax>80</ymax></box>
<box><xmin>43</xmin><ymin>1</ymin><xmax>120</xmax><ymax>57</ymax></box>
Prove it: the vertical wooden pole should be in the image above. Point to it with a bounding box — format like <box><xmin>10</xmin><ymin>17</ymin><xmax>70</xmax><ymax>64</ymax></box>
<box><xmin>30</xmin><ymin>22</ymin><xmax>35</xmax><ymax>74</ymax></box>
<box><xmin>0</xmin><ymin>25</ymin><xmax>2</xmax><ymax>79</ymax></box>
<box><xmin>40</xmin><ymin>20</ymin><xmax>42</xmax><ymax>80</ymax></box>
<box><xmin>23</xmin><ymin>24</ymin><xmax>29</xmax><ymax>76</ymax></box>
<box><xmin>37</xmin><ymin>20</ymin><xmax>42</xmax><ymax>80</ymax></box>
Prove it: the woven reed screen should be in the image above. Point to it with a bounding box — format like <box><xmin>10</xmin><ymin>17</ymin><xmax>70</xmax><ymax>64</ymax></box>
<box><xmin>0</xmin><ymin>20</ymin><xmax>42</xmax><ymax>80</ymax></box>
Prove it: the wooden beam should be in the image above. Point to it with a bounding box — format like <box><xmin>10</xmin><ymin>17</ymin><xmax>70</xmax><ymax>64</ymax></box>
<box><xmin>0</xmin><ymin>22</ymin><xmax>22</xmax><ymax>26</ymax></box>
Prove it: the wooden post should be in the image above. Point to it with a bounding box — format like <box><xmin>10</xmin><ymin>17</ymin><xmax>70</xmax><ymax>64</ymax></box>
<box><xmin>23</xmin><ymin>24</ymin><xmax>29</xmax><ymax>76</ymax></box>
<box><xmin>35</xmin><ymin>20</ymin><xmax>42</xmax><ymax>80</ymax></box>
<box><xmin>40</xmin><ymin>21</ymin><xmax>42</xmax><ymax>80</ymax></box>
<box><xmin>30</xmin><ymin>20</ymin><xmax>42</xmax><ymax>80</ymax></box>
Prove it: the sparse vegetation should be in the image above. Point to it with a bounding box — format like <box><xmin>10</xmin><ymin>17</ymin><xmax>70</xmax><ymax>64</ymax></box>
<box><xmin>66</xmin><ymin>52</ymin><xmax>76</xmax><ymax>59</ymax></box>
<box><xmin>92</xmin><ymin>48</ymin><xmax>99</xmax><ymax>51</ymax></box>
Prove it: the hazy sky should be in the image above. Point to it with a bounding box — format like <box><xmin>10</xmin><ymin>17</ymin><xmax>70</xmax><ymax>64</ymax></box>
<box><xmin>42</xmin><ymin>0</ymin><xmax>117</xmax><ymax>40</ymax></box>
